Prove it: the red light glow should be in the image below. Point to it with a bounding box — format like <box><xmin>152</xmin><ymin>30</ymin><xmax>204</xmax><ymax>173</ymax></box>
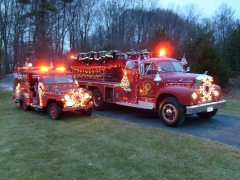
<box><xmin>41</xmin><ymin>67</ymin><xmax>50</xmax><ymax>71</ymax></box>
<box><xmin>155</xmin><ymin>41</ymin><xmax>174</xmax><ymax>57</ymax></box>
<box><xmin>159</xmin><ymin>49</ymin><xmax>166</xmax><ymax>57</ymax></box>
<box><xmin>56</xmin><ymin>67</ymin><xmax>66</xmax><ymax>71</ymax></box>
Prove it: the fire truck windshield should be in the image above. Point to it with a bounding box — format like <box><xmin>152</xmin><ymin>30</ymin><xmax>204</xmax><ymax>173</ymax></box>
<box><xmin>42</xmin><ymin>75</ymin><xmax>74</xmax><ymax>84</ymax></box>
<box><xmin>157</xmin><ymin>61</ymin><xmax>184</xmax><ymax>72</ymax></box>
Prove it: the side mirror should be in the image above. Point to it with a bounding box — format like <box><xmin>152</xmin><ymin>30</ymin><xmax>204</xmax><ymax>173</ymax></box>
<box><xmin>186</xmin><ymin>67</ymin><xmax>190</xmax><ymax>72</ymax></box>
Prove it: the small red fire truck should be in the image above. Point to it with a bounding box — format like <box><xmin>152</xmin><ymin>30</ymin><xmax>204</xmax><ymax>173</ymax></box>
<box><xmin>12</xmin><ymin>64</ymin><xmax>93</xmax><ymax>120</ymax></box>
<box><xmin>70</xmin><ymin>50</ymin><xmax>226</xmax><ymax>127</ymax></box>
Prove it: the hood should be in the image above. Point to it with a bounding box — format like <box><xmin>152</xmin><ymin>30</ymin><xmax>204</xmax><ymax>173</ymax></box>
<box><xmin>162</xmin><ymin>72</ymin><xmax>212</xmax><ymax>86</ymax></box>
<box><xmin>46</xmin><ymin>85</ymin><xmax>79</xmax><ymax>94</ymax></box>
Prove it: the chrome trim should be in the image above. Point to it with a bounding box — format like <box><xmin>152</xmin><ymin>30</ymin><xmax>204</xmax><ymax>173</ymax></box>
<box><xmin>186</xmin><ymin>100</ymin><xmax>226</xmax><ymax>114</ymax></box>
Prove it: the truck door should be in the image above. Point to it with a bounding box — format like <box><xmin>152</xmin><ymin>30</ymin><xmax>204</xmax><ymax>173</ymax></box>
<box><xmin>120</xmin><ymin>69</ymin><xmax>139</xmax><ymax>104</ymax></box>
<box><xmin>139</xmin><ymin>62</ymin><xmax>158</xmax><ymax>97</ymax></box>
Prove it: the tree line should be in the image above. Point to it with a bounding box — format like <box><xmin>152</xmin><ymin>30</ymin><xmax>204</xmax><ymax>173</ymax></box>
<box><xmin>0</xmin><ymin>0</ymin><xmax>240</xmax><ymax>88</ymax></box>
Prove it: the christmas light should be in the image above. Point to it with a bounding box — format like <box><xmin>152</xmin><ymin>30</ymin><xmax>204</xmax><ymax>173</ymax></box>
<box><xmin>199</xmin><ymin>77</ymin><xmax>215</xmax><ymax>102</ymax></box>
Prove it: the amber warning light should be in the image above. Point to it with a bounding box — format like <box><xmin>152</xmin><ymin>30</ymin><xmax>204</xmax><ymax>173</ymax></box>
<box><xmin>71</xmin><ymin>55</ymin><xmax>76</xmax><ymax>59</ymax></box>
<box><xmin>159</xmin><ymin>49</ymin><xmax>166</xmax><ymax>57</ymax></box>
<box><xmin>41</xmin><ymin>67</ymin><xmax>50</xmax><ymax>71</ymax></box>
<box><xmin>56</xmin><ymin>67</ymin><xmax>66</xmax><ymax>71</ymax></box>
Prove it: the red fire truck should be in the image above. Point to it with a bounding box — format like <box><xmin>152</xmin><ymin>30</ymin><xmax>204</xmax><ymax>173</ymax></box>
<box><xmin>12</xmin><ymin>64</ymin><xmax>93</xmax><ymax>120</ymax></box>
<box><xmin>70</xmin><ymin>50</ymin><xmax>226</xmax><ymax>127</ymax></box>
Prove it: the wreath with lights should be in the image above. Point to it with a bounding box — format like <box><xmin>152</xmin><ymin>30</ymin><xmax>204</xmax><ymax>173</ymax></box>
<box><xmin>69</xmin><ymin>88</ymin><xmax>85</xmax><ymax>106</ymax></box>
<box><xmin>199</xmin><ymin>77</ymin><xmax>215</xmax><ymax>102</ymax></box>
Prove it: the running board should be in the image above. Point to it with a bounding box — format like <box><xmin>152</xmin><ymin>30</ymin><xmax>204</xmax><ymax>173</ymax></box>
<box><xmin>115</xmin><ymin>101</ymin><xmax>154</xmax><ymax>110</ymax></box>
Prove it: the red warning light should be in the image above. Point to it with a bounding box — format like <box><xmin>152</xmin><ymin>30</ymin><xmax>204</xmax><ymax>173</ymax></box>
<box><xmin>159</xmin><ymin>49</ymin><xmax>166</xmax><ymax>57</ymax></box>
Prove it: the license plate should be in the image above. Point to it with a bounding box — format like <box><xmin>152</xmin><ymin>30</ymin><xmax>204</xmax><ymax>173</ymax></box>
<box><xmin>207</xmin><ymin>106</ymin><xmax>213</xmax><ymax>112</ymax></box>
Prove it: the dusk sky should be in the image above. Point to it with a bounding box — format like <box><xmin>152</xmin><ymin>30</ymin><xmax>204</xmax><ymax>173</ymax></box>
<box><xmin>158</xmin><ymin>0</ymin><xmax>240</xmax><ymax>18</ymax></box>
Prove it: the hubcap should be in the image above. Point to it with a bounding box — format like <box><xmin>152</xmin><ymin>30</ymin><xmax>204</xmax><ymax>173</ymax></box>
<box><xmin>50</xmin><ymin>107</ymin><xmax>56</xmax><ymax>118</ymax></box>
<box><xmin>162</xmin><ymin>104</ymin><xmax>177</xmax><ymax>122</ymax></box>
<box><xmin>166</xmin><ymin>109</ymin><xmax>172</xmax><ymax>116</ymax></box>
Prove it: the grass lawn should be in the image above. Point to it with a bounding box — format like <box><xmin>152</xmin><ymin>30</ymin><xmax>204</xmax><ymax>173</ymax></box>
<box><xmin>0</xmin><ymin>89</ymin><xmax>240</xmax><ymax>179</ymax></box>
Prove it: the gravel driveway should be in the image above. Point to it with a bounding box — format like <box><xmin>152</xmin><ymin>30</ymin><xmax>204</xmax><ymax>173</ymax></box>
<box><xmin>1</xmin><ymin>75</ymin><xmax>239</xmax><ymax>149</ymax></box>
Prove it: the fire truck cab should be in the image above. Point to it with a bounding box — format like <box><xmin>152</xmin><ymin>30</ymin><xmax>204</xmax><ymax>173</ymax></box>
<box><xmin>12</xmin><ymin>65</ymin><xmax>93</xmax><ymax>120</ymax></box>
<box><xmin>71</xmin><ymin>50</ymin><xmax>226</xmax><ymax>127</ymax></box>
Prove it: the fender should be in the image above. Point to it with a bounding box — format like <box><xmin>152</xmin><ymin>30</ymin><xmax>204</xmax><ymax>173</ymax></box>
<box><xmin>156</xmin><ymin>85</ymin><xmax>196</xmax><ymax>106</ymax></box>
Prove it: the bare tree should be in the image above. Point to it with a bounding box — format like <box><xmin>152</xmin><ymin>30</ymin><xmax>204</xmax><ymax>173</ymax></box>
<box><xmin>212</xmin><ymin>3</ymin><xmax>235</xmax><ymax>51</ymax></box>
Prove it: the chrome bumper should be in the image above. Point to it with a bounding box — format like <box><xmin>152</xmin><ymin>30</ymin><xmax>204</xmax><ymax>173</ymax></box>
<box><xmin>185</xmin><ymin>100</ymin><xmax>226</xmax><ymax>114</ymax></box>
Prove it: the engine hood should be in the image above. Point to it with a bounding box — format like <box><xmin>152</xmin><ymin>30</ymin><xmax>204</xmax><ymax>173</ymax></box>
<box><xmin>162</xmin><ymin>72</ymin><xmax>212</xmax><ymax>85</ymax></box>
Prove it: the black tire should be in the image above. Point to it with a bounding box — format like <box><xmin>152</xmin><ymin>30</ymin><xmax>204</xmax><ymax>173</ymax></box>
<box><xmin>20</xmin><ymin>97</ymin><xmax>31</xmax><ymax>111</ymax></box>
<box><xmin>92</xmin><ymin>89</ymin><xmax>106</xmax><ymax>111</ymax></box>
<box><xmin>47</xmin><ymin>103</ymin><xmax>61</xmax><ymax>120</ymax></box>
<box><xmin>159</xmin><ymin>97</ymin><xmax>185</xmax><ymax>127</ymax></box>
<box><xmin>80</xmin><ymin>108</ymin><xmax>92</xmax><ymax>116</ymax></box>
<box><xmin>196</xmin><ymin>109</ymin><xmax>218</xmax><ymax>119</ymax></box>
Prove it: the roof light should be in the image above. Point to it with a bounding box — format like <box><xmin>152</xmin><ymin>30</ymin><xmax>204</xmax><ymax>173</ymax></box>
<box><xmin>71</xmin><ymin>55</ymin><xmax>76</xmax><ymax>59</ymax></box>
<box><xmin>159</xmin><ymin>49</ymin><xmax>166</xmax><ymax>57</ymax></box>
<box><xmin>56</xmin><ymin>67</ymin><xmax>66</xmax><ymax>71</ymax></box>
<box><xmin>41</xmin><ymin>67</ymin><xmax>50</xmax><ymax>71</ymax></box>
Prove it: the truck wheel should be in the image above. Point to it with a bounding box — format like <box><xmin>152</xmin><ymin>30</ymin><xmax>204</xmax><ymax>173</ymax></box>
<box><xmin>159</xmin><ymin>97</ymin><xmax>185</xmax><ymax>127</ymax></box>
<box><xmin>20</xmin><ymin>97</ymin><xmax>31</xmax><ymax>111</ymax></box>
<box><xmin>47</xmin><ymin>103</ymin><xmax>61</xmax><ymax>120</ymax></box>
<box><xmin>196</xmin><ymin>109</ymin><xmax>218</xmax><ymax>119</ymax></box>
<box><xmin>80</xmin><ymin>108</ymin><xmax>92</xmax><ymax>116</ymax></box>
<box><xmin>92</xmin><ymin>89</ymin><xmax>106</xmax><ymax>111</ymax></box>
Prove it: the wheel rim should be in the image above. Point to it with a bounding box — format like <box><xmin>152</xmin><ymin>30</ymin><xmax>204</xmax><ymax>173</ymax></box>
<box><xmin>50</xmin><ymin>106</ymin><xmax>57</xmax><ymax>118</ymax></box>
<box><xmin>93</xmin><ymin>94</ymin><xmax>100</xmax><ymax>106</ymax></box>
<box><xmin>22</xmin><ymin>101</ymin><xmax>27</xmax><ymax>109</ymax></box>
<box><xmin>162</xmin><ymin>103</ymin><xmax>177</xmax><ymax>122</ymax></box>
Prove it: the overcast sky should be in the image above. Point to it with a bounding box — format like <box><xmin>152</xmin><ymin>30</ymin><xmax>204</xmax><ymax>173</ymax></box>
<box><xmin>158</xmin><ymin>0</ymin><xmax>240</xmax><ymax>18</ymax></box>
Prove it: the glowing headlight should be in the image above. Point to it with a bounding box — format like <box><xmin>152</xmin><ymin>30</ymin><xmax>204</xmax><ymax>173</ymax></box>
<box><xmin>214</xmin><ymin>90</ymin><xmax>219</xmax><ymax>97</ymax></box>
<box><xmin>192</xmin><ymin>92</ymin><xmax>197</xmax><ymax>100</ymax></box>
<box><xmin>84</xmin><ymin>93</ymin><xmax>90</xmax><ymax>99</ymax></box>
<box><xmin>64</xmin><ymin>94</ymin><xmax>71</xmax><ymax>101</ymax></box>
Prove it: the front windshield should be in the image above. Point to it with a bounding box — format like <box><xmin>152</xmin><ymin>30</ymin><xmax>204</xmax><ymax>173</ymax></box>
<box><xmin>157</xmin><ymin>61</ymin><xmax>184</xmax><ymax>72</ymax></box>
<box><xmin>42</xmin><ymin>75</ymin><xmax>74</xmax><ymax>84</ymax></box>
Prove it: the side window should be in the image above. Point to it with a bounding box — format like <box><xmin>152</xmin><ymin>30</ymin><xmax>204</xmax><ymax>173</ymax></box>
<box><xmin>145</xmin><ymin>64</ymin><xmax>156</xmax><ymax>75</ymax></box>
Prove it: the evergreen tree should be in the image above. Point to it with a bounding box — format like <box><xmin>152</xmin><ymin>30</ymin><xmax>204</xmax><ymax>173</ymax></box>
<box><xmin>223</xmin><ymin>21</ymin><xmax>240</xmax><ymax>75</ymax></box>
<box><xmin>183</xmin><ymin>24</ymin><xmax>229</xmax><ymax>88</ymax></box>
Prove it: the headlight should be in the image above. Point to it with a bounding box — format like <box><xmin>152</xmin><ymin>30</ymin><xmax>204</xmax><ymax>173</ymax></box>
<box><xmin>84</xmin><ymin>93</ymin><xmax>90</xmax><ymax>99</ymax></box>
<box><xmin>64</xmin><ymin>94</ymin><xmax>70</xmax><ymax>101</ymax></box>
<box><xmin>192</xmin><ymin>92</ymin><xmax>197</xmax><ymax>100</ymax></box>
<box><xmin>214</xmin><ymin>90</ymin><xmax>219</xmax><ymax>97</ymax></box>
<box><xmin>65</xmin><ymin>101</ymin><xmax>74</xmax><ymax>106</ymax></box>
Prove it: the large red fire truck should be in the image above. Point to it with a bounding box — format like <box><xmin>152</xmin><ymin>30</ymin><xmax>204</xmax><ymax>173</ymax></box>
<box><xmin>12</xmin><ymin>64</ymin><xmax>93</xmax><ymax>120</ymax></box>
<box><xmin>70</xmin><ymin>50</ymin><xmax>226</xmax><ymax>127</ymax></box>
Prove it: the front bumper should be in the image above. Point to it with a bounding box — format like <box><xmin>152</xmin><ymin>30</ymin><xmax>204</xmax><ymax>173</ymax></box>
<box><xmin>185</xmin><ymin>100</ymin><xmax>226</xmax><ymax>114</ymax></box>
<box><xmin>62</xmin><ymin>103</ymin><xmax>93</xmax><ymax>112</ymax></box>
